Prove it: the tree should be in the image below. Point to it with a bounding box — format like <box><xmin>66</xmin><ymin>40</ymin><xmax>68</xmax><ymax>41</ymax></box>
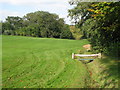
<box><xmin>68</xmin><ymin>1</ymin><xmax>120</xmax><ymax>57</ymax></box>
<box><xmin>22</xmin><ymin>11</ymin><xmax>63</xmax><ymax>38</ymax></box>
<box><xmin>6</xmin><ymin>16</ymin><xmax>23</xmax><ymax>30</ymax></box>
<box><xmin>60</xmin><ymin>24</ymin><xmax>73</xmax><ymax>39</ymax></box>
<box><xmin>2</xmin><ymin>16</ymin><xmax>23</xmax><ymax>35</ymax></box>
<box><xmin>0</xmin><ymin>22</ymin><xmax>2</xmax><ymax>34</ymax></box>
<box><xmin>2</xmin><ymin>11</ymin><xmax>73</xmax><ymax>39</ymax></box>
<box><xmin>70</xmin><ymin>25</ymin><xmax>83</xmax><ymax>40</ymax></box>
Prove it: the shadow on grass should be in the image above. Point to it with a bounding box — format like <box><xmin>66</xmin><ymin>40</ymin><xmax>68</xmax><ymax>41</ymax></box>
<box><xmin>99</xmin><ymin>56</ymin><xmax>119</xmax><ymax>80</ymax></box>
<box><xmin>80</xmin><ymin>60</ymin><xmax>94</xmax><ymax>64</ymax></box>
<box><xmin>86</xmin><ymin>57</ymin><xmax>119</xmax><ymax>88</ymax></box>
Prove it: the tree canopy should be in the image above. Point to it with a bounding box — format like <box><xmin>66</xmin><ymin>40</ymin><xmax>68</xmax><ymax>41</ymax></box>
<box><xmin>68</xmin><ymin>1</ymin><xmax>120</xmax><ymax>57</ymax></box>
<box><xmin>2</xmin><ymin>11</ymin><xmax>73</xmax><ymax>39</ymax></box>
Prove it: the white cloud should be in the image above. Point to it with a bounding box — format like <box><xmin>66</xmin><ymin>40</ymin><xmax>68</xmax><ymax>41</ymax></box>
<box><xmin>0</xmin><ymin>0</ymin><xmax>72</xmax><ymax>24</ymax></box>
<box><xmin>0</xmin><ymin>9</ymin><xmax>71</xmax><ymax>24</ymax></box>
<box><xmin>0</xmin><ymin>0</ymin><xmax>67</xmax><ymax>6</ymax></box>
<box><xmin>0</xmin><ymin>10</ymin><xmax>23</xmax><ymax>21</ymax></box>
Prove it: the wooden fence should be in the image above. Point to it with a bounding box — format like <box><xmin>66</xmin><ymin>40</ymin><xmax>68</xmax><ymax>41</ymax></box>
<box><xmin>72</xmin><ymin>53</ymin><xmax>101</xmax><ymax>60</ymax></box>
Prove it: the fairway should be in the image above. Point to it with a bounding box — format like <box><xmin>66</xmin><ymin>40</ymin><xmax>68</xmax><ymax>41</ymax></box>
<box><xmin>2</xmin><ymin>35</ymin><xmax>90</xmax><ymax>88</ymax></box>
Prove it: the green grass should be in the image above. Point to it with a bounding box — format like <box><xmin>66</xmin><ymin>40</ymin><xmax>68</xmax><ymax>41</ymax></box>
<box><xmin>86</xmin><ymin>56</ymin><xmax>119</xmax><ymax>88</ymax></box>
<box><xmin>2</xmin><ymin>35</ymin><xmax>90</xmax><ymax>88</ymax></box>
<box><xmin>2</xmin><ymin>35</ymin><xmax>119</xmax><ymax>88</ymax></box>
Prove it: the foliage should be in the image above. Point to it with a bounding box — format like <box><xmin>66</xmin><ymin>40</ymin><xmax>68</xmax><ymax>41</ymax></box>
<box><xmin>0</xmin><ymin>22</ymin><xmax>2</xmax><ymax>34</ymax></box>
<box><xmin>68</xmin><ymin>2</ymin><xmax>93</xmax><ymax>25</ymax></box>
<box><xmin>3</xmin><ymin>30</ymin><xmax>14</xmax><ymax>35</ymax></box>
<box><xmin>60</xmin><ymin>24</ymin><xmax>73</xmax><ymax>39</ymax></box>
<box><xmin>68</xmin><ymin>1</ymin><xmax>120</xmax><ymax>56</ymax></box>
<box><xmin>70</xmin><ymin>25</ymin><xmax>83</xmax><ymax>40</ymax></box>
<box><xmin>2</xmin><ymin>11</ymin><xmax>72</xmax><ymax>39</ymax></box>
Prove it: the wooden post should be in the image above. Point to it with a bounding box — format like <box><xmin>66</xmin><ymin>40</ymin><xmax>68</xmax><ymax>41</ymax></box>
<box><xmin>72</xmin><ymin>53</ymin><xmax>102</xmax><ymax>59</ymax></box>
<box><xmin>72</xmin><ymin>53</ymin><xmax>75</xmax><ymax>59</ymax></box>
<box><xmin>74</xmin><ymin>54</ymin><xmax>100</xmax><ymax>57</ymax></box>
<box><xmin>98</xmin><ymin>53</ymin><xmax>102</xmax><ymax>58</ymax></box>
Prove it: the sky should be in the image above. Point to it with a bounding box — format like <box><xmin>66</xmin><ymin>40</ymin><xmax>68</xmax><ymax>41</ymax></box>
<box><xmin>0</xmin><ymin>0</ymin><xmax>74</xmax><ymax>25</ymax></box>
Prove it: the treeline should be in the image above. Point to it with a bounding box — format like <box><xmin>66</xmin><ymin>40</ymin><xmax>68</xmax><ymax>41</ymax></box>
<box><xmin>1</xmin><ymin>11</ymin><xmax>73</xmax><ymax>39</ymax></box>
<box><xmin>68</xmin><ymin>1</ymin><xmax>120</xmax><ymax>57</ymax></box>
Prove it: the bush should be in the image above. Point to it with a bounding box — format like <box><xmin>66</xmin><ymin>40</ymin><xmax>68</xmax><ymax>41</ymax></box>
<box><xmin>3</xmin><ymin>30</ymin><xmax>14</xmax><ymax>35</ymax></box>
<box><xmin>70</xmin><ymin>25</ymin><xmax>83</xmax><ymax>40</ymax></box>
<box><xmin>60</xmin><ymin>29</ymin><xmax>73</xmax><ymax>39</ymax></box>
<box><xmin>105</xmin><ymin>42</ymin><xmax>120</xmax><ymax>58</ymax></box>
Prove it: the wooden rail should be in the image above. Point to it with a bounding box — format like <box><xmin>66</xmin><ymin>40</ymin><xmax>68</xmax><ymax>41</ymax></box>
<box><xmin>72</xmin><ymin>53</ymin><xmax>101</xmax><ymax>59</ymax></box>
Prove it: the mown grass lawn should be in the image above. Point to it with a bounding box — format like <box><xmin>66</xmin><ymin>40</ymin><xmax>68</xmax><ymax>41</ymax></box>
<box><xmin>2</xmin><ymin>35</ymin><xmax>91</xmax><ymax>88</ymax></box>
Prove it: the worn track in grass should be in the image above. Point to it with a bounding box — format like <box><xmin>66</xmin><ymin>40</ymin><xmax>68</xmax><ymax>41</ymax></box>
<box><xmin>2</xmin><ymin>35</ymin><xmax>90</xmax><ymax>88</ymax></box>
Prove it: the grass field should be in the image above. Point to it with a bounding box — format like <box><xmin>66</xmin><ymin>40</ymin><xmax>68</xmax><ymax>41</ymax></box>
<box><xmin>2</xmin><ymin>35</ymin><xmax>91</xmax><ymax>88</ymax></box>
<box><xmin>2</xmin><ymin>35</ymin><xmax>118</xmax><ymax>88</ymax></box>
